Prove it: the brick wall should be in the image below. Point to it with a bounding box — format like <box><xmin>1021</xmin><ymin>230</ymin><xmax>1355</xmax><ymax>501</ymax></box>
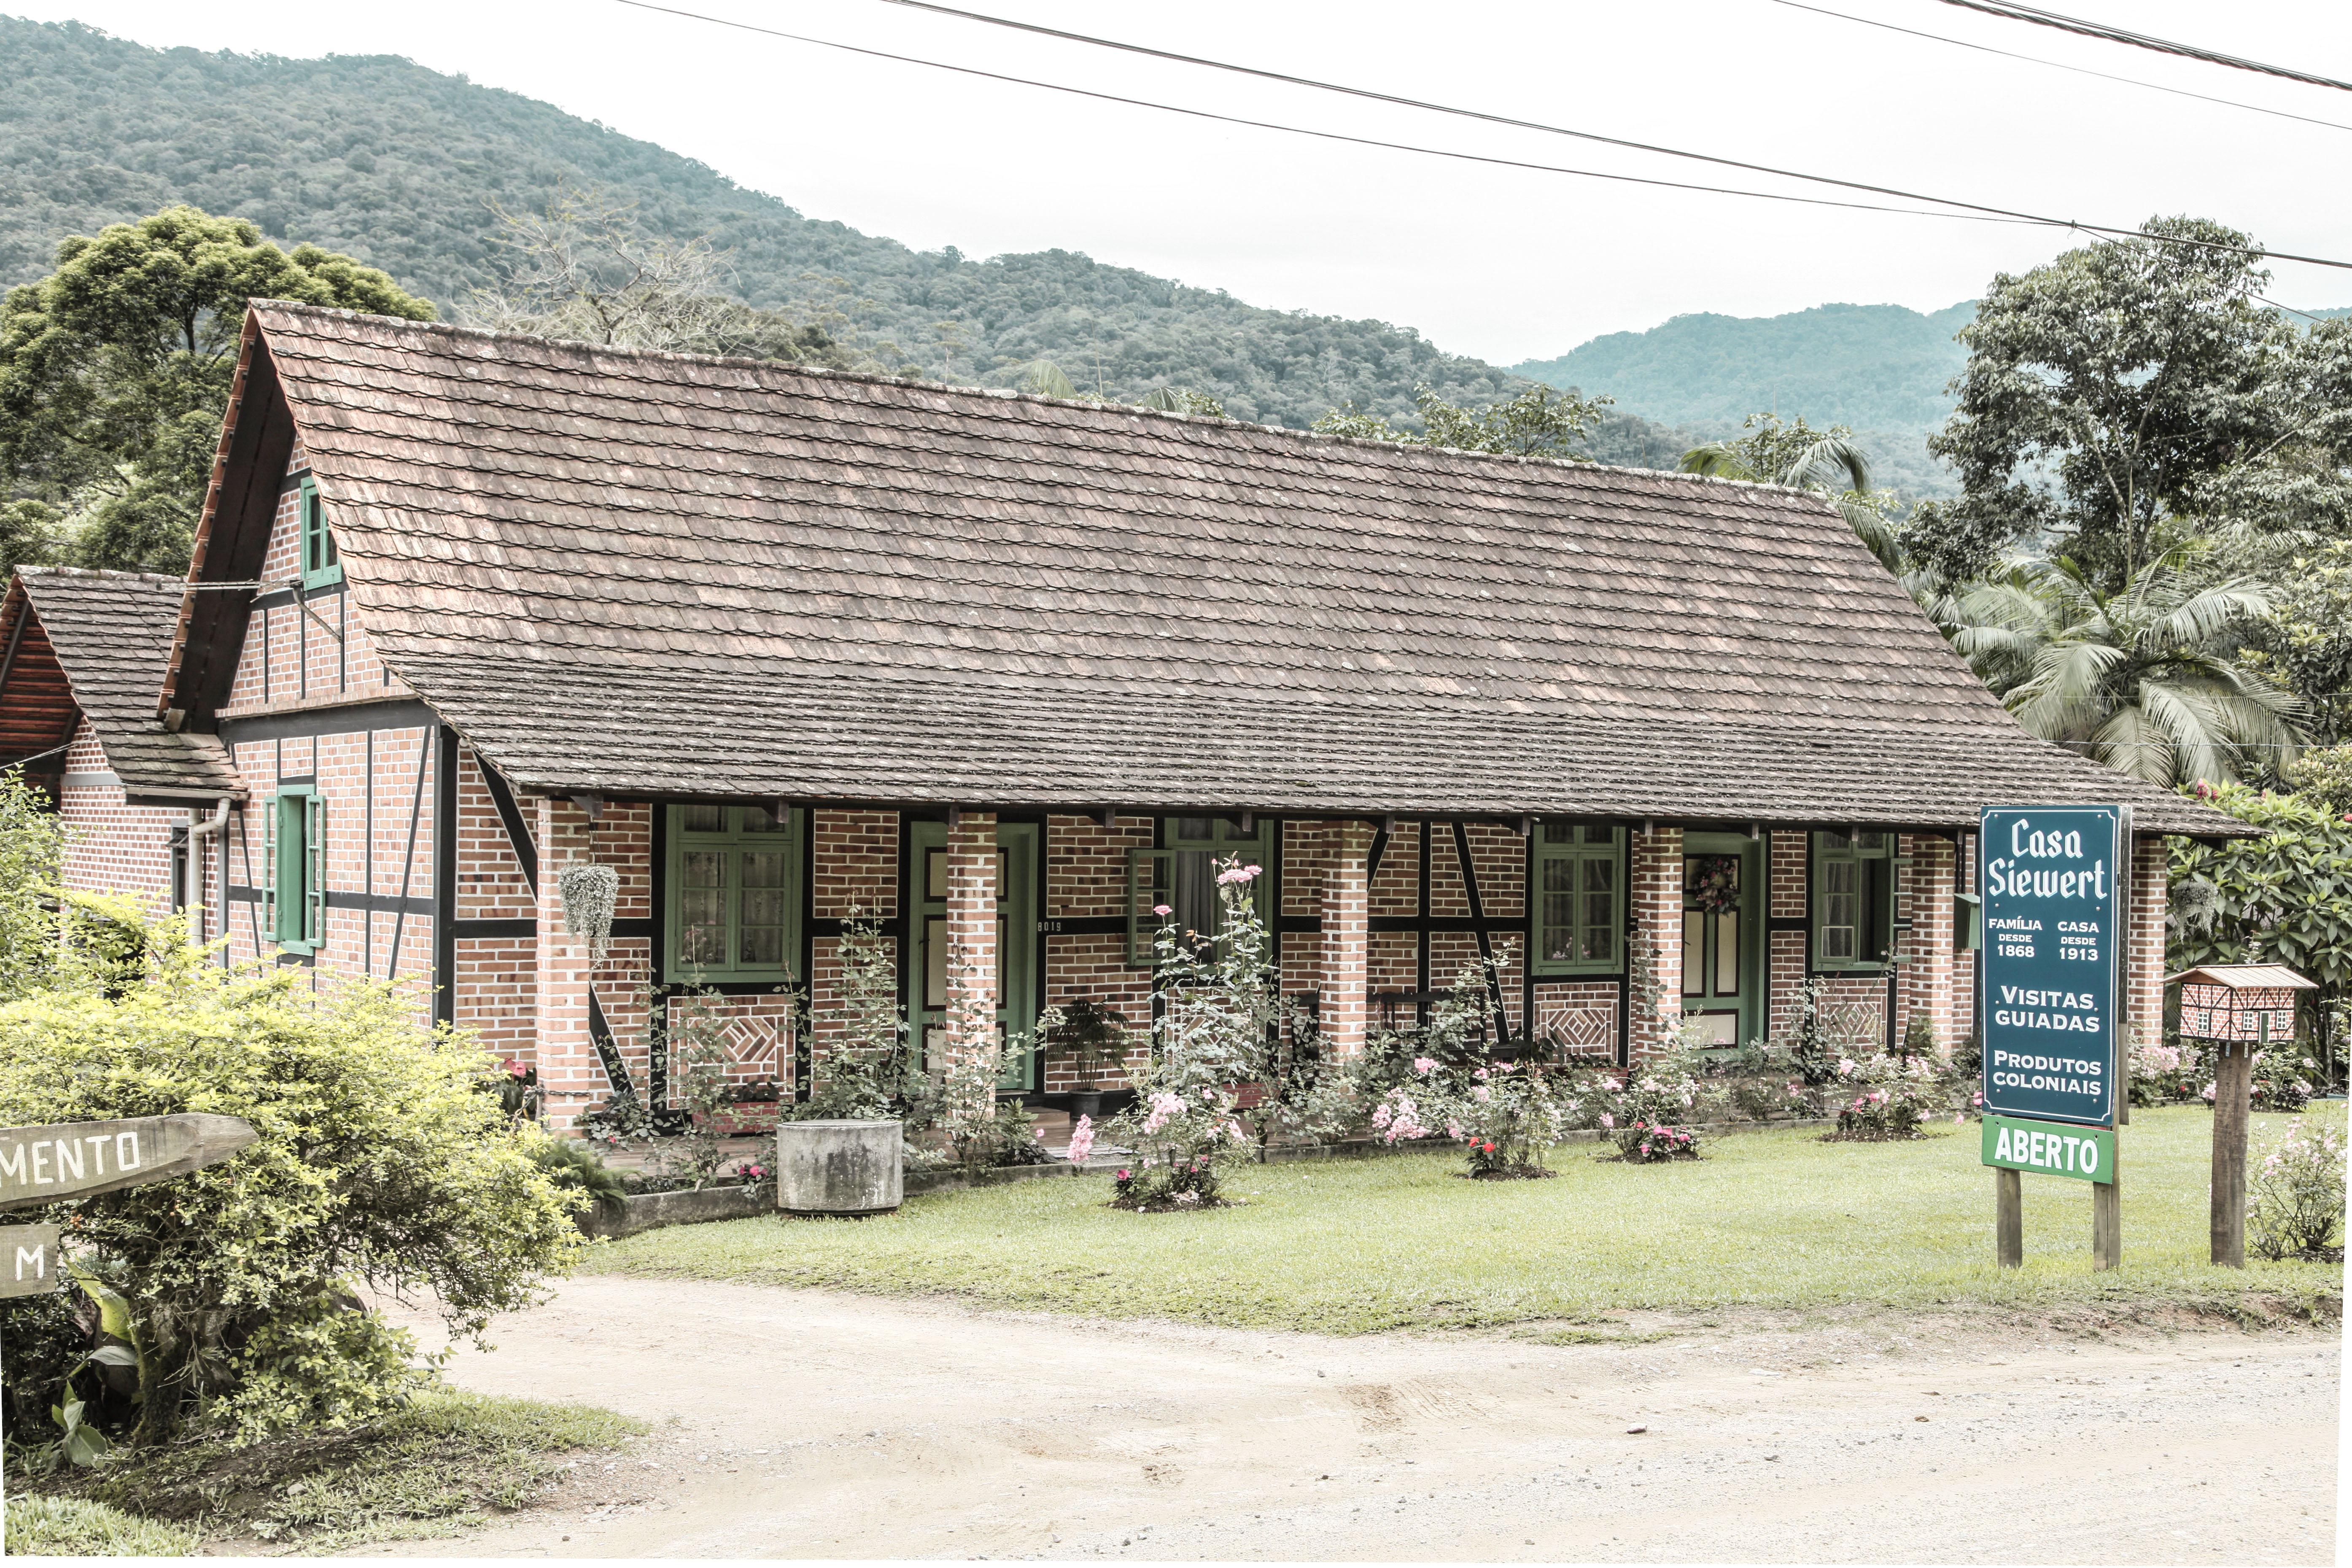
<box><xmin>224</xmin><ymin>458</ymin><xmax>394</xmax><ymax>710</ymax></box>
<box><xmin>1318</xmin><ymin>819</ymin><xmax>1373</xmax><ymax>1056</ymax></box>
<box><xmin>57</xmin><ymin>719</ymin><xmax>181</xmax><ymax>910</ymax></box>
<box><xmin>1042</xmin><ymin>814</ymin><xmax>1154</xmax><ymax>1090</ymax></box>
<box><xmin>1898</xmin><ymin>833</ymin><xmax>1957</xmax><ymax>1054</ymax></box>
<box><xmin>1629</xmin><ymin>825</ymin><xmax>1684</xmax><ymax>1058</ymax></box>
<box><xmin>221</xmin><ymin>722</ymin><xmax>437</xmax><ymax>1000</ymax></box>
<box><xmin>2126</xmin><ymin>835</ymin><xmax>2168</xmax><ymax>1049</ymax></box>
<box><xmin>1531</xmin><ymin>978</ymin><xmax>1621</xmax><ymax>1059</ymax></box>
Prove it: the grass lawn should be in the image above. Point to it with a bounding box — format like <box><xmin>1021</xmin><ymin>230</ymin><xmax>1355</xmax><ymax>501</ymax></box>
<box><xmin>27</xmin><ymin>1390</ymin><xmax>647</xmax><ymax>1552</ymax></box>
<box><xmin>597</xmin><ymin>1104</ymin><xmax>2345</xmax><ymax>1335</ymax></box>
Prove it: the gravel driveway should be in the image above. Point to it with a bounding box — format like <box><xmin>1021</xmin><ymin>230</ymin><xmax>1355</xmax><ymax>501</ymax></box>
<box><xmin>361</xmin><ymin>1277</ymin><xmax>2338</xmax><ymax>1563</ymax></box>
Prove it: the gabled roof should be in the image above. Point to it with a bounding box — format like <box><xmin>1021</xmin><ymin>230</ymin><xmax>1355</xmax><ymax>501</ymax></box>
<box><xmin>2167</xmin><ymin>964</ymin><xmax>2318</xmax><ymax>991</ymax></box>
<box><xmin>175</xmin><ymin>301</ymin><xmax>2240</xmax><ymax>835</ymax></box>
<box><xmin>4</xmin><ymin>567</ymin><xmax>242</xmax><ymax>800</ymax></box>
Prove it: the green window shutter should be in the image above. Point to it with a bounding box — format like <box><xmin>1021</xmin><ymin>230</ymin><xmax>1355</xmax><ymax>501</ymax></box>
<box><xmin>1531</xmin><ymin>822</ymin><xmax>1624</xmax><ymax>976</ymax></box>
<box><xmin>1127</xmin><ymin>848</ymin><xmax>1173</xmax><ymax>965</ymax></box>
<box><xmin>261</xmin><ymin>795</ymin><xmax>277</xmax><ymax>942</ymax></box>
<box><xmin>305</xmin><ymin>793</ymin><xmax>326</xmax><ymax>948</ymax></box>
<box><xmin>1953</xmin><ymin>891</ymin><xmax>1983</xmax><ymax>952</ymax></box>
<box><xmin>298</xmin><ymin>477</ymin><xmax>342</xmax><ymax>589</ymax></box>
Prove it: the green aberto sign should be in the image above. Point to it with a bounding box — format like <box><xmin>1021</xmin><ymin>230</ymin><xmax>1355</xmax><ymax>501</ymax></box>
<box><xmin>1982</xmin><ymin>1114</ymin><xmax>2115</xmax><ymax>1185</ymax></box>
<box><xmin>1978</xmin><ymin>805</ymin><xmax>2129</xmax><ymax>1129</ymax></box>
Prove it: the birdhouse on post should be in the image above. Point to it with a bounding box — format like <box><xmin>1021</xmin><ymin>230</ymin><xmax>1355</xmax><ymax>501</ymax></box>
<box><xmin>2169</xmin><ymin>962</ymin><xmax>2318</xmax><ymax>1269</ymax></box>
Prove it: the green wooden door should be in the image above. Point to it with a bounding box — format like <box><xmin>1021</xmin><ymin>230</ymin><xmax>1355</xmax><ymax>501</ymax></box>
<box><xmin>1680</xmin><ymin>832</ymin><xmax>1763</xmax><ymax>1048</ymax></box>
<box><xmin>910</xmin><ymin>821</ymin><xmax>1039</xmax><ymax>1091</ymax></box>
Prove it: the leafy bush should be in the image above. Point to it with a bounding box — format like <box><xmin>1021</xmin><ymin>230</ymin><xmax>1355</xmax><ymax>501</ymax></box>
<box><xmin>2169</xmin><ymin>781</ymin><xmax>2352</xmax><ymax>1077</ymax></box>
<box><xmin>2128</xmin><ymin>1037</ymin><xmax>2204</xmax><ymax>1106</ymax></box>
<box><xmin>1101</xmin><ymin>861</ymin><xmax>1288</xmax><ymax>1191</ymax></box>
<box><xmin>1823</xmin><ymin>1052</ymin><xmax>1959</xmax><ymax>1140</ymax></box>
<box><xmin>2288</xmin><ymin>742</ymin><xmax>2352</xmax><ymax>816</ymax></box>
<box><xmin>1585</xmin><ymin>1069</ymin><xmax>1708</xmax><ymax>1161</ymax></box>
<box><xmin>2250</xmin><ymin>1118</ymin><xmax>2346</xmax><ymax>1261</ymax></box>
<box><xmin>5</xmin><ymin>1494</ymin><xmax>198</xmax><ymax>1556</ymax></box>
<box><xmin>0</xmin><ymin>938</ymin><xmax>582</xmax><ymax>1446</ymax></box>
<box><xmin>529</xmin><ymin>1138</ymin><xmax>627</xmax><ymax>1202</ymax></box>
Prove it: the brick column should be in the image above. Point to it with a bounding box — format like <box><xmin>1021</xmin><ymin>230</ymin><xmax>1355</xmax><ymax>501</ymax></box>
<box><xmin>1899</xmin><ymin>834</ymin><xmax>1956</xmax><ymax>1055</ymax></box>
<box><xmin>2125</xmin><ymin>835</ymin><xmax>2168</xmax><ymax>1049</ymax></box>
<box><xmin>1629</xmin><ymin>824</ymin><xmax>1685</xmax><ymax>1059</ymax></box>
<box><xmin>1318</xmin><ymin>819</ymin><xmax>1373</xmax><ymax>1057</ymax></box>
<box><xmin>534</xmin><ymin>795</ymin><xmax>598</xmax><ymax>1134</ymax></box>
<box><xmin>943</xmin><ymin>812</ymin><xmax>1000</xmax><ymax>1097</ymax></box>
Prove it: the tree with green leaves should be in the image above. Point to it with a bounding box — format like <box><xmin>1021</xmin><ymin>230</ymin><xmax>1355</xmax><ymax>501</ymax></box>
<box><xmin>0</xmin><ymin>927</ymin><xmax>580</xmax><ymax>1449</ymax></box>
<box><xmin>0</xmin><ymin>206</ymin><xmax>434</xmax><ymax>573</ymax></box>
<box><xmin>1946</xmin><ymin>550</ymin><xmax>2301</xmax><ymax>786</ymax></box>
<box><xmin>1678</xmin><ymin>411</ymin><xmax>1902</xmax><ymax>571</ymax></box>
<box><xmin>1311</xmin><ymin>383</ymin><xmax>1611</xmax><ymax>462</ymax></box>
<box><xmin>1921</xmin><ymin>216</ymin><xmax>2342</xmax><ymax>590</ymax></box>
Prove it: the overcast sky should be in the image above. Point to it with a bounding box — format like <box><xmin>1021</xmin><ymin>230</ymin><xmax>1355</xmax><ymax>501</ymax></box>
<box><xmin>17</xmin><ymin>0</ymin><xmax>2352</xmax><ymax>364</ymax></box>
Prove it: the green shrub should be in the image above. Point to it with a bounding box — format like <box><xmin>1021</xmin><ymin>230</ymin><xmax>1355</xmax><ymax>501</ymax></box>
<box><xmin>2289</xmin><ymin>742</ymin><xmax>2352</xmax><ymax>816</ymax></box>
<box><xmin>2250</xmin><ymin>1118</ymin><xmax>2346</xmax><ymax>1261</ymax></box>
<box><xmin>4</xmin><ymin>1494</ymin><xmax>199</xmax><ymax>1556</ymax></box>
<box><xmin>529</xmin><ymin>1137</ymin><xmax>627</xmax><ymax>1202</ymax></box>
<box><xmin>0</xmin><ymin>940</ymin><xmax>583</xmax><ymax>1445</ymax></box>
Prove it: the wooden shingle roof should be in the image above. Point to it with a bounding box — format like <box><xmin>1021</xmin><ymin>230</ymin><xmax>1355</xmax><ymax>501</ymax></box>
<box><xmin>7</xmin><ymin>568</ymin><xmax>242</xmax><ymax>800</ymax></box>
<box><xmin>197</xmin><ymin>301</ymin><xmax>2236</xmax><ymax>834</ymax></box>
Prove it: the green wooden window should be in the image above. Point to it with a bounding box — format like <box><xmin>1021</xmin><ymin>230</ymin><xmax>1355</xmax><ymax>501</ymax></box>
<box><xmin>1813</xmin><ymin>830</ymin><xmax>1895</xmax><ymax>969</ymax></box>
<box><xmin>1127</xmin><ymin>816</ymin><xmax>1272</xmax><ymax>965</ymax></box>
<box><xmin>262</xmin><ymin>785</ymin><xmax>323</xmax><ymax>954</ymax></box>
<box><xmin>297</xmin><ymin>476</ymin><xmax>342</xmax><ymax>590</ymax></box>
<box><xmin>664</xmin><ymin>804</ymin><xmax>801</xmax><ymax>982</ymax></box>
<box><xmin>1532</xmin><ymin>822</ymin><xmax>1625</xmax><ymax>976</ymax></box>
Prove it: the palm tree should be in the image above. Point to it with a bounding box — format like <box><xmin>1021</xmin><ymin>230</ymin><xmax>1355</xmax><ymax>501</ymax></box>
<box><xmin>1947</xmin><ymin>552</ymin><xmax>2303</xmax><ymax>786</ymax></box>
<box><xmin>1679</xmin><ymin>415</ymin><xmax>1900</xmax><ymax>572</ymax></box>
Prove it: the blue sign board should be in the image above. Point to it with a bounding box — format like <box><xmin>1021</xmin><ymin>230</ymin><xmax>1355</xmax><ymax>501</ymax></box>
<box><xmin>1978</xmin><ymin>805</ymin><xmax>2128</xmax><ymax>1129</ymax></box>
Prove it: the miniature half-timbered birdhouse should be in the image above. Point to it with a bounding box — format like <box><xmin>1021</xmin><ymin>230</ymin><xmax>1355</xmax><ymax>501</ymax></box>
<box><xmin>2169</xmin><ymin>963</ymin><xmax>2317</xmax><ymax>1045</ymax></box>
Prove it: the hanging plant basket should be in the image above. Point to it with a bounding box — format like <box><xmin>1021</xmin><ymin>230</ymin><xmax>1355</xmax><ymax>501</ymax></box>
<box><xmin>558</xmin><ymin>862</ymin><xmax>620</xmax><ymax>963</ymax></box>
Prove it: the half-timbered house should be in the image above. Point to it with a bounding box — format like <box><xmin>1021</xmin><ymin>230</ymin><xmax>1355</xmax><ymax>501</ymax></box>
<box><xmin>15</xmin><ymin>301</ymin><xmax>2239</xmax><ymax>1131</ymax></box>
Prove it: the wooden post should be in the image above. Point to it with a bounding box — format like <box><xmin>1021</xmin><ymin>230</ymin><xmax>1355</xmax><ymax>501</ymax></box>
<box><xmin>2092</xmin><ymin>1161</ymin><xmax>2121</xmax><ymax>1270</ymax></box>
<box><xmin>1995</xmin><ymin>1167</ymin><xmax>2023</xmax><ymax>1268</ymax></box>
<box><xmin>2210</xmin><ymin>1036</ymin><xmax>2254</xmax><ymax>1267</ymax></box>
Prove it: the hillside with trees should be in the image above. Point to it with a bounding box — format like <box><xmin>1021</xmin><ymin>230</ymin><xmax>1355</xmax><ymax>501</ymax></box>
<box><xmin>0</xmin><ymin>16</ymin><xmax>1548</xmax><ymax>432</ymax></box>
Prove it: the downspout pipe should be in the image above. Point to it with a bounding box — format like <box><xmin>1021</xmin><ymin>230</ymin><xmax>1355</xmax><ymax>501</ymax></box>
<box><xmin>188</xmin><ymin>797</ymin><xmax>231</xmax><ymax>951</ymax></box>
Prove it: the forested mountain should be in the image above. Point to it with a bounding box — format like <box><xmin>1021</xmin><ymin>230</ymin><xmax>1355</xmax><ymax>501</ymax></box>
<box><xmin>0</xmin><ymin>16</ymin><xmax>1548</xmax><ymax>432</ymax></box>
<box><xmin>1509</xmin><ymin>302</ymin><xmax>1979</xmax><ymax>431</ymax></box>
<box><xmin>1509</xmin><ymin>302</ymin><xmax>1982</xmax><ymax>498</ymax></box>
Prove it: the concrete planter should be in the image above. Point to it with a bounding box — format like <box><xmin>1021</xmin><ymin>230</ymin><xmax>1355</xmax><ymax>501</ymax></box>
<box><xmin>776</xmin><ymin>1119</ymin><xmax>905</xmax><ymax>1215</ymax></box>
<box><xmin>576</xmin><ymin>1181</ymin><xmax>772</xmax><ymax>1240</ymax></box>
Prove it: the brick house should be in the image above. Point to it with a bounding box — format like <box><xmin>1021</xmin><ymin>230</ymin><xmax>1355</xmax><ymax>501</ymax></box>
<box><xmin>13</xmin><ymin>301</ymin><xmax>2237</xmax><ymax>1131</ymax></box>
<box><xmin>0</xmin><ymin>566</ymin><xmax>243</xmax><ymax>921</ymax></box>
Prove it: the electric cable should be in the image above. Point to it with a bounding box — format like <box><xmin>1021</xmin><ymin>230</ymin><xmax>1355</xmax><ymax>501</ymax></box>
<box><xmin>1768</xmin><ymin>0</ymin><xmax>2352</xmax><ymax>133</ymax></box>
<box><xmin>612</xmin><ymin>0</ymin><xmax>2352</xmax><ymax>270</ymax></box>
<box><xmin>1933</xmin><ymin>0</ymin><xmax>2352</xmax><ymax>93</ymax></box>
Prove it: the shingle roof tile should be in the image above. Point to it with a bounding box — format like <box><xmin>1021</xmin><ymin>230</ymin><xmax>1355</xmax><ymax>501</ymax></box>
<box><xmin>242</xmin><ymin>303</ymin><xmax>2235</xmax><ymax>835</ymax></box>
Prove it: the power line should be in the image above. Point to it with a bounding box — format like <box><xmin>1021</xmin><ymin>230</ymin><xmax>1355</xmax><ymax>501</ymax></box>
<box><xmin>1933</xmin><ymin>0</ymin><xmax>2352</xmax><ymax>94</ymax></box>
<box><xmin>614</xmin><ymin>0</ymin><xmax>2352</xmax><ymax>272</ymax></box>
<box><xmin>1770</xmin><ymin>0</ymin><xmax>2352</xmax><ymax>133</ymax></box>
<box><xmin>611</xmin><ymin>0</ymin><xmax>2031</xmax><ymax>226</ymax></box>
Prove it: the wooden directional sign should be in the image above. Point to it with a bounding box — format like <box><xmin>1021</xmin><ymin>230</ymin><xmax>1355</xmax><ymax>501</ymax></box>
<box><xmin>0</xmin><ymin>1114</ymin><xmax>257</xmax><ymax>1212</ymax></box>
<box><xmin>0</xmin><ymin>1224</ymin><xmax>62</xmax><ymax>1298</ymax></box>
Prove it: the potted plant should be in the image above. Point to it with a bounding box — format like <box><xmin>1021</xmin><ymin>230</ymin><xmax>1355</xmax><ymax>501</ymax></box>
<box><xmin>1048</xmin><ymin>999</ymin><xmax>1127</xmax><ymax>1122</ymax></box>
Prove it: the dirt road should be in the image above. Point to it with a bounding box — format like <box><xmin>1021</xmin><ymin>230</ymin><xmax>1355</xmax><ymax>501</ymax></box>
<box><xmin>364</xmin><ymin>1278</ymin><xmax>2338</xmax><ymax>1563</ymax></box>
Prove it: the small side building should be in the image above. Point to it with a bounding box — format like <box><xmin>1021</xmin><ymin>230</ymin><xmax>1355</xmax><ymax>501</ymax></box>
<box><xmin>0</xmin><ymin>566</ymin><xmax>243</xmax><ymax>924</ymax></box>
